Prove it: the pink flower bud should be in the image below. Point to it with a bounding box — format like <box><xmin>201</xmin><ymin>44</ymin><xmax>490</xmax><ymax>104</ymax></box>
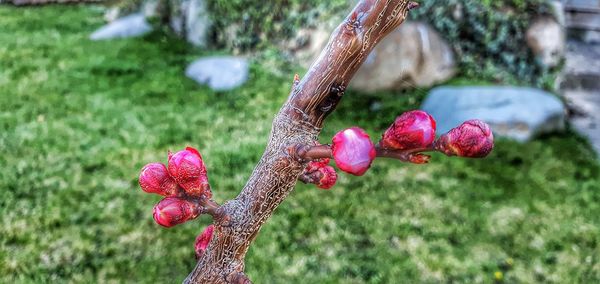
<box><xmin>152</xmin><ymin>197</ymin><xmax>199</xmax><ymax>227</ymax></box>
<box><xmin>332</xmin><ymin>127</ymin><xmax>376</xmax><ymax>176</ymax></box>
<box><xmin>195</xmin><ymin>224</ymin><xmax>215</xmax><ymax>259</ymax></box>
<box><xmin>304</xmin><ymin>158</ymin><xmax>330</xmax><ymax>173</ymax></box>
<box><xmin>316</xmin><ymin>165</ymin><xmax>337</xmax><ymax>189</ymax></box>
<box><xmin>317</xmin><ymin>157</ymin><xmax>331</xmax><ymax>165</ymax></box>
<box><xmin>436</xmin><ymin>119</ymin><xmax>494</xmax><ymax>158</ymax></box>
<box><xmin>139</xmin><ymin>163</ymin><xmax>178</xmax><ymax>196</ymax></box>
<box><xmin>168</xmin><ymin>147</ymin><xmax>211</xmax><ymax>198</ymax></box>
<box><xmin>381</xmin><ymin>110</ymin><xmax>436</xmax><ymax>150</ymax></box>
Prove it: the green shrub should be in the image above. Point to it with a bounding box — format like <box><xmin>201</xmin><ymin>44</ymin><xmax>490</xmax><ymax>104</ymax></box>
<box><xmin>204</xmin><ymin>0</ymin><xmax>557</xmax><ymax>86</ymax></box>
<box><xmin>207</xmin><ymin>0</ymin><xmax>347</xmax><ymax>51</ymax></box>
<box><xmin>410</xmin><ymin>0</ymin><xmax>556</xmax><ymax>87</ymax></box>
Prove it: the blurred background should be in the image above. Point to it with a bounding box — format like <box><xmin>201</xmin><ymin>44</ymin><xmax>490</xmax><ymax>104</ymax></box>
<box><xmin>1</xmin><ymin>0</ymin><xmax>599</xmax><ymax>283</ymax></box>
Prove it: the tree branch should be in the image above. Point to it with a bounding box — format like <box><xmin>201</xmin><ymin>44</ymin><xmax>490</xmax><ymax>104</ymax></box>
<box><xmin>196</xmin><ymin>198</ymin><xmax>230</xmax><ymax>226</ymax></box>
<box><xmin>294</xmin><ymin>143</ymin><xmax>438</xmax><ymax>164</ymax></box>
<box><xmin>184</xmin><ymin>1</ymin><xmax>415</xmax><ymax>282</ymax></box>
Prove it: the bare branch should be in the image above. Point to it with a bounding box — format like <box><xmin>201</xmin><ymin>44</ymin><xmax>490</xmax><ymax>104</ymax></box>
<box><xmin>184</xmin><ymin>1</ymin><xmax>416</xmax><ymax>282</ymax></box>
<box><xmin>295</xmin><ymin>143</ymin><xmax>438</xmax><ymax>164</ymax></box>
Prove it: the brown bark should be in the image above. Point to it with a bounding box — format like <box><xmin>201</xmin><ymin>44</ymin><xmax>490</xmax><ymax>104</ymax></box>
<box><xmin>295</xmin><ymin>143</ymin><xmax>441</xmax><ymax>163</ymax></box>
<box><xmin>184</xmin><ymin>1</ymin><xmax>416</xmax><ymax>283</ymax></box>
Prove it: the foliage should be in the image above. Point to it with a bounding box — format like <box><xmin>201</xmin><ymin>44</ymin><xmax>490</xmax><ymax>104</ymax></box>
<box><xmin>409</xmin><ymin>0</ymin><xmax>556</xmax><ymax>87</ymax></box>
<box><xmin>204</xmin><ymin>0</ymin><xmax>558</xmax><ymax>86</ymax></box>
<box><xmin>111</xmin><ymin>0</ymin><xmax>558</xmax><ymax>86</ymax></box>
<box><xmin>207</xmin><ymin>0</ymin><xmax>347</xmax><ymax>51</ymax></box>
<box><xmin>1</xmin><ymin>5</ymin><xmax>599</xmax><ymax>283</ymax></box>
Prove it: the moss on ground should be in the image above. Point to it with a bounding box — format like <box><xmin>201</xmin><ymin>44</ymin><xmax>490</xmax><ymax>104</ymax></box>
<box><xmin>1</xmin><ymin>5</ymin><xmax>598</xmax><ymax>283</ymax></box>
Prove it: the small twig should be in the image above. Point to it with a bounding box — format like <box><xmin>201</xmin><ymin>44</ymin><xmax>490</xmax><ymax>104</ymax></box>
<box><xmin>292</xmin><ymin>144</ymin><xmax>332</xmax><ymax>161</ymax></box>
<box><xmin>197</xmin><ymin>197</ymin><xmax>231</xmax><ymax>226</ymax></box>
<box><xmin>375</xmin><ymin>145</ymin><xmax>436</xmax><ymax>163</ymax></box>
<box><xmin>295</xmin><ymin>143</ymin><xmax>440</xmax><ymax>164</ymax></box>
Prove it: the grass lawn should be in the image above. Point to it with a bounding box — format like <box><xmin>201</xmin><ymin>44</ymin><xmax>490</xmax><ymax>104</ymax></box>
<box><xmin>1</xmin><ymin>5</ymin><xmax>599</xmax><ymax>283</ymax></box>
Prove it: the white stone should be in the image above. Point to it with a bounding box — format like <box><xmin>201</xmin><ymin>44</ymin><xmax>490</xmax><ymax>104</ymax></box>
<box><xmin>90</xmin><ymin>13</ymin><xmax>152</xmax><ymax>41</ymax></box>
<box><xmin>185</xmin><ymin>56</ymin><xmax>249</xmax><ymax>91</ymax></box>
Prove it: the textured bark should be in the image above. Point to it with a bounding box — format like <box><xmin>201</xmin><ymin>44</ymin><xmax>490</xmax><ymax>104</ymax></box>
<box><xmin>184</xmin><ymin>1</ymin><xmax>414</xmax><ymax>283</ymax></box>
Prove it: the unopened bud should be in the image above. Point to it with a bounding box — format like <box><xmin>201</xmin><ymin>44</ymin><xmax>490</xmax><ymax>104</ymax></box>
<box><xmin>381</xmin><ymin>110</ymin><xmax>436</xmax><ymax>150</ymax></box>
<box><xmin>139</xmin><ymin>163</ymin><xmax>178</xmax><ymax>196</ymax></box>
<box><xmin>305</xmin><ymin>158</ymin><xmax>331</xmax><ymax>173</ymax></box>
<box><xmin>168</xmin><ymin>147</ymin><xmax>211</xmax><ymax>198</ymax></box>
<box><xmin>195</xmin><ymin>224</ymin><xmax>215</xmax><ymax>259</ymax></box>
<box><xmin>332</xmin><ymin>127</ymin><xmax>376</xmax><ymax>176</ymax></box>
<box><xmin>152</xmin><ymin>197</ymin><xmax>199</xmax><ymax>227</ymax></box>
<box><xmin>316</xmin><ymin>166</ymin><xmax>337</xmax><ymax>189</ymax></box>
<box><xmin>436</xmin><ymin>119</ymin><xmax>494</xmax><ymax>158</ymax></box>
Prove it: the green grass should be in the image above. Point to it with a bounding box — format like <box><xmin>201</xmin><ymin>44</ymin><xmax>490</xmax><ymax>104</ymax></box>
<box><xmin>1</xmin><ymin>5</ymin><xmax>599</xmax><ymax>283</ymax></box>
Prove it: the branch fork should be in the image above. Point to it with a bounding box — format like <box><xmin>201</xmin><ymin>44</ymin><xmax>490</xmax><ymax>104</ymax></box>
<box><xmin>196</xmin><ymin>197</ymin><xmax>231</xmax><ymax>227</ymax></box>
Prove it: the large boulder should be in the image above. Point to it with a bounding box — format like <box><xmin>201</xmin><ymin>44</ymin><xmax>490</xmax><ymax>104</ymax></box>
<box><xmin>421</xmin><ymin>86</ymin><xmax>566</xmax><ymax>142</ymax></box>
<box><xmin>526</xmin><ymin>17</ymin><xmax>565</xmax><ymax>68</ymax></box>
<box><xmin>90</xmin><ymin>13</ymin><xmax>152</xmax><ymax>41</ymax></box>
<box><xmin>350</xmin><ymin>21</ymin><xmax>456</xmax><ymax>93</ymax></box>
<box><xmin>185</xmin><ymin>56</ymin><xmax>249</xmax><ymax>91</ymax></box>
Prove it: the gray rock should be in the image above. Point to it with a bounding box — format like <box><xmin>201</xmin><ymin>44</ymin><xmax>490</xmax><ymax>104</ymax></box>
<box><xmin>421</xmin><ymin>86</ymin><xmax>566</xmax><ymax>142</ymax></box>
<box><xmin>90</xmin><ymin>14</ymin><xmax>152</xmax><ymax>41</ymax></box>
<box><xmin>185</xmin><ymin>57</ymin><xmax>249</xmax><ymax>91</ymax></box>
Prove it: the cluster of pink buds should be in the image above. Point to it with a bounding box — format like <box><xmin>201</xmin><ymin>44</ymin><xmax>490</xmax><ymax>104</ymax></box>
<box><xmin>301</xmin><ymin>158</ymin><xmax>338</xmax><ymax>189</ymax></box>
<box><xmin>378</xmin><ymin>110</ymin><xmax>494</xmax><ymax>163</ymax></box>
<box><xmin>168</xmin><ymin>147</ymin><xmax>211</xmax><ymax>198</ymax></box>
<box><xmin>311</xmin><ymin>110</ymin><xmax>493</xmax><ymax>178</ymax></box>
<box><xmin>139</xmin><ymin>146</ymin><xmax>212</xmax><ymax>227</ymax></box>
